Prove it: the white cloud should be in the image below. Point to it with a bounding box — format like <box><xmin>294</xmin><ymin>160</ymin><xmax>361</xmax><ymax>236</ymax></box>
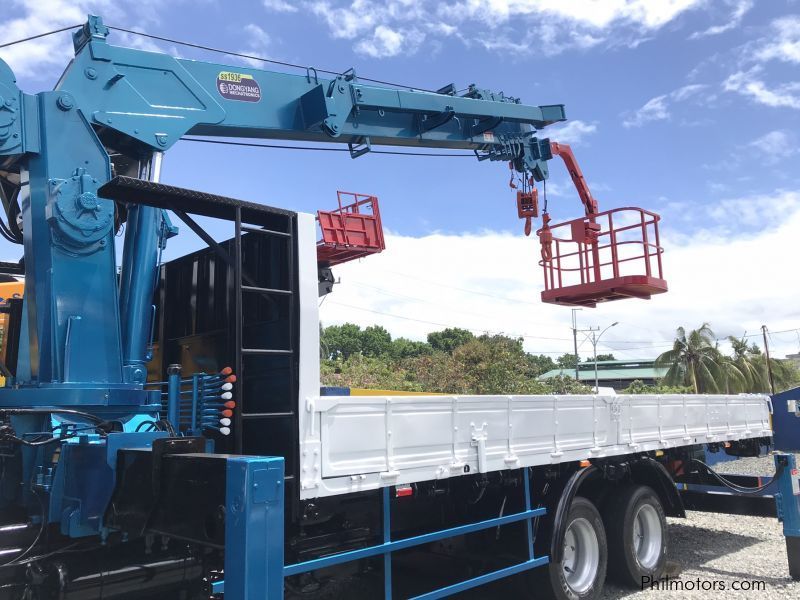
<box><xmin>0</xmin><ymin>1</ymin><xmax>110</xmax><ymax>75</ymax></box>
<box><xmin>623</xmin><ymin>95</ymin><xmax>669</xmax><ymax>127</ymax></box>
<box><xmin>723</xmin><ymin>68</ymin><xmax>800</xmax><ymax>110</ymax></box>
<box><xmin>320</xmin><ymin>188</ymin><xmax>800</xmax><ymax>361</ymax></box>
<box><xmin>701</xmin><ymin>189</ymin><xmax>800</xmax><ymax>230</ymax></box>
<box><xmin>263</xmin><ymin>0</ymin><xmax>298</xmax><ymax>12</ymax></box>
<box><xmin>449</xmin><ymin>0</ymin><xmax>703</xmax><ymax>30</ymax></box>
<box><xmin>308</xmin><ymin>0</ymin><xmax>705</xmax><ymax>57</ymax></box>
<box><xmin>0</xmin><ymin>0</ymin><xmax>190</xmax><ymax>79</ymax></box>
<box><xmin>544</xmin><ymin>120</ymin><xmax>598</xmax><ymax>146</ymax></box>
<box><xmin>355</xmin><ymin>25</ymin><xmax>423</xmax><ymax>58</ymax></box>
<box><xmin>748</xmin><ymin>130</ymin><xmax>797</xmax><ymax>165</ymax></box>
<box><xmin>689</xmin><ymin>0</ymin><xmax>752</xmax><ymax>39</ymax></box>
<box><xmin>754</xmin><ymin>16</ymin><xmax>800</xmax><ymax>65</ymax></box>
<box><xmin>623</xmin><ymin>84</ymin><xmax>707</xmax><ymax>127</ymax></box>
<box><xmin>235</xmin><ymin>24</ymin><xmax>273</xmax><ymax>67</ymax></box>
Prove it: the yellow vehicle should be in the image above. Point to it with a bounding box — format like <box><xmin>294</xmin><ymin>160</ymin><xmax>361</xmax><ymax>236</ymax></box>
<box><xmin>0</xmin><ymin>277</ymin><xmax>23</xmax><ymax>384</ymax></box>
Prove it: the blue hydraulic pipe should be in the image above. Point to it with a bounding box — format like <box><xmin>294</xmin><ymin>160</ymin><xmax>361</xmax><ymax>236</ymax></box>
<box><xmin>167</xmin><ymin>363</ymin><xmax>181</xmax><ymax>429</ymax></box>
<box><xmin>118</xmin><ymin>152</ymin><xmax>163</xmax><ymax>383</ymax></box>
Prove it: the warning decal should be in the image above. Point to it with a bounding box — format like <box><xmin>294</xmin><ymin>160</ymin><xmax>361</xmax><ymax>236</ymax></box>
<box><xmin>217</xmin><ymin>71</ymin><xmax>262</xmax><ymax>103</ymax></box>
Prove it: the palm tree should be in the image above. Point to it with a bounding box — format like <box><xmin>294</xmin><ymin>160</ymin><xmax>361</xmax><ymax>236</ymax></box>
<box><xmin>656</xmin><ymin>324</ymin><xmax>724</xmax><ymax>393</ymax></box>
<box><xmin>717</xmin><ymin>354</ymin><xmax>747</xmax><ymax>393</ymax></box>
<box><xmin>727</xmin><ymin>336</ymin><xmax>767</xmax><ymax>392</ymax></box>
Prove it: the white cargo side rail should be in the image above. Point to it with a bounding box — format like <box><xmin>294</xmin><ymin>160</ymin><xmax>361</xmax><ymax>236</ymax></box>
<box><xmin>298</xmin><ymin>393</ymin><xmax>772</xmax><ymax>499</ymax></box>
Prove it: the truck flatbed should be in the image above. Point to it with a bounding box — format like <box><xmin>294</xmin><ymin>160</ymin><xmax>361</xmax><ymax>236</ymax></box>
<box><xmin>299</xmin><ymin>392</ymin><xmax>772</xmax><ymax>498</ymax></box>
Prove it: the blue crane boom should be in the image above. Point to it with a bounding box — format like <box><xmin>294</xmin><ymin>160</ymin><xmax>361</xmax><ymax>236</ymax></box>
<box><xmin>0</xmin><ymin>15</ymin><xmax>563</xmax><ymax>401</ymax></box>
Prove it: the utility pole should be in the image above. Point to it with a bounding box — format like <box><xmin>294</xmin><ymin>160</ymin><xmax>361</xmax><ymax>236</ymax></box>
<box><xmin>577</xmin><ymin>321</ymin><xmax>619</xmax><ymax>393</ymax></box>
<box><xmin>571</xmin><ymin>308</ymin><xmax>582</xmax><ymax>381</ymax></box>
<box><xmin>762</xmin><ymin>324</ymin><xmax>776</xmax><ymax>395</ymax></box>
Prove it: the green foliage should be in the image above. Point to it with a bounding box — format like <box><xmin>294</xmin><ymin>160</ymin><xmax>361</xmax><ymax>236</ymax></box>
<box><xmin>321</xmin><ymin>321</ymin><xmax>799</xmax><ymax>397</ymax></box>
<box><xmin>319</xmin><ymin>324</ymin><xmax>590</xmax><ymax>395</ymax></box>
<box><xmin>656</xmin><ymin>325</ymin><xmax>800</xmax><ymax>394</ymax></box>
<box><xmin>557</xmin><ymin>353</ymin><xmax>580</xmax><ymax>369</ymax></box>
<box><xmin>361</xmin><ymin>325</ymin><xmax>392</xmax><ymax>357</ymax></box>
<box><xmin>427</xmin><ymin>328</ymin><xmax>475</xmax><ymax>354</ymax></box>
<box><xmin>389</xmin><ymin>337</ymin><xmax>432</xmax><ymax>359</ymax></box>
<box><xmin>620</xmin><ymin>379</ymin><xmax>692</xmax><ymax>394</ymax></box>
<box><xmin>321</xmin><ymin>323</ymin><xmax>364</xmax><ymax>359</ymax></box>
<box><xmin>320</xmin><ymin>354</ymin><xmax>422</xmax><ymax>392</ymax></box>
<box><xmin>656</xmin><ymin>323</ymin><xmax>722</xmax><ymax>393</ymax></box>
<box><xmin>529</xmin><ymin>354</ymin><xmax>557</xmax><ymax>377</ymax></box>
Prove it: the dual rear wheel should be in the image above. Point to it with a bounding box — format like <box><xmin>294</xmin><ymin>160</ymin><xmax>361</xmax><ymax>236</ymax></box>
<box><xmin>538</xmin><ymin>484</ymin><xmax>668</xmax><ymax>600</ymax></box>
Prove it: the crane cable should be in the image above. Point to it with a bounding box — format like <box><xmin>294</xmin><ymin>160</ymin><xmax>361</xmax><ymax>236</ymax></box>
<box><xmin>180</xmin><ymin>137</ymin><xmax>474</xmax><ymax>157</ymax></box>
<box><xmin>108</xmin><ymin>26</ymin><xmax>439</xmax><ymax>93</ymax></box>
<box><xmin>0</xmin><ymin>25</ymin><xmax>83</xmax><ymax>50</ymax></box>
<box><xmin>0</xmin><ymin>26</ymin><xmax>482</xmax><ymax>159</ymax></box>
<box><xmin>1</xmin><ymin>24</ymin><xmax>438</xmax><ymax>93</ymax></box>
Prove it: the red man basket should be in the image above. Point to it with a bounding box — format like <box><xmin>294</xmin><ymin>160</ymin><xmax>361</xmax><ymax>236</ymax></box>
<box><xmin>317</xmin><ymin>191</ymin><xmax>385</xmax><ymax>266</ymax></box>
<box><xmin>537</xmin><ymin>207</ymin><xmax>667</xmax><ymax>307</ymax></box>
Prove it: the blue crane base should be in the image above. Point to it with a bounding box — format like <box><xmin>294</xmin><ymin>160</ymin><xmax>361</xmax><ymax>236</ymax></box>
<box><xmin>775</xmin><ymin>453</ymin><xmax>800</xmax><ymax>580</ymax></box>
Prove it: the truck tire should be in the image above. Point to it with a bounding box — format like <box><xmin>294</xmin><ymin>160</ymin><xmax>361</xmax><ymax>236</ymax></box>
<box><xmin>604</xmin><ymin>484</ymin><xmax>667</xmax><ymax>588</ymax></box>
<box><xmin>534</xmin><ymin>496</ymin><xmax>607</xmax><ymax>600</ymax></box>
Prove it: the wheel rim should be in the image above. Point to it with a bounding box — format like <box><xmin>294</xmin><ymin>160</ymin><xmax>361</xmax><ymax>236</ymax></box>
<box><xmin>562</xmin><ymin>517</ymin><xmax>600</xmax><ymax>594</ymax></box>
<box><xmin>632</xmin><ymin>504</ymin><xmax>662</xmax><ymax>569</ymax></box>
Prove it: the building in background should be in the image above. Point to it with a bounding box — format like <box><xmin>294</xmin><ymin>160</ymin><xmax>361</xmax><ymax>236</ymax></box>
<box><xmin>538</xmin><ymin>358</ymin><xmax>666</xmax><ymax>391</ymax></box>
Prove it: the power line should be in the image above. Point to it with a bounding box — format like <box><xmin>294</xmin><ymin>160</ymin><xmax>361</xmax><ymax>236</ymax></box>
<box><xmin>324</xmin><ymin>300</ymin><xmax>572</xmax><ymax>349</ymax></box>
<box><xmin>378</xmin><ymin>269</ymin><xmax>541</xmax><ymax>305</ymax></box>
<box><xmin>0</xmin><ymin>24</ymin><xmax>82</xmax><ymax>50</ymax></box>
<box><xmin>181</xmin><ymin>137</ymin><xmax>473</xmax><ymax>158</ymax></box>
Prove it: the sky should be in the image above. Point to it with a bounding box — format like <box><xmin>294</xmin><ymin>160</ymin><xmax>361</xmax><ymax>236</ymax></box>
<box><xmin>2</xmin><ymin>0</ymin><xmax>800</xmax><ymax>362</ymax></box>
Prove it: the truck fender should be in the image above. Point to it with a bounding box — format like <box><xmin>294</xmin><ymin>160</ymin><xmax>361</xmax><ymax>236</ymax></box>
<box><xmin>630</xmin><ymin>457</ymin><xmax>686</xmax><ymax>518</ymax></box>
<box><xmin>549</xmin><ymin>465</ymin><xmax>599</xmax><ymax>563</ymax></box>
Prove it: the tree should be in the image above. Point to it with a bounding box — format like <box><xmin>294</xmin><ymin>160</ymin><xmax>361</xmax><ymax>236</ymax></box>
<box><xmin>620</xmin><ymin>379</ymin><xmax>692</xmax><ymax>394</ymax></box>
<box><xmin>361</xmin><ymin>325</ymin><xmax>392</xmax><ymax>357</ymax></box>
<box><xmin>529</xmin><ymin>354</ymin><xmax>557</xmax><ymax>377</ymax></box>
<box><xmin>321</xmin><ymin>323</ymin><xmax>363</xmax><ymax>359</ymax></box>
<box><xmin>427</xmin><ymin>328</ymin><xmax>474</xmax><ymax>354</ymax></box>
<box><xmin>595</xmin><ymin>353</ymin><xmax>616</xmax><ymax>362</ymax></box>
<box><xmin>656</xmin><ymin>324</ymin><xmax>724</xmax><ymax>393</ymax></box>
<box><xmin>557</xmin><ymin>353</ymin><xmax>579</xmax><ymax>370</ymax></box>
<box><xmin>389</xmin><ymin>337</ymin><xmax>432</xmax><ymax>359</ymax></box>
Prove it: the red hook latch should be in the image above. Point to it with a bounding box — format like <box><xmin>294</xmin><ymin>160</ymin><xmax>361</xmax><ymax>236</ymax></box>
<box><xmin>539</xmin><ymin>212</ymin><xmax>553</xmax><ymax>262</ymax></box>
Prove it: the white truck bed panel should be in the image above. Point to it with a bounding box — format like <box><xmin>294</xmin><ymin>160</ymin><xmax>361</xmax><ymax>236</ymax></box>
<box><xmin>298</xmin><ymin>394</ymin><xmax>772</xmax><ymax>499</ymax></box>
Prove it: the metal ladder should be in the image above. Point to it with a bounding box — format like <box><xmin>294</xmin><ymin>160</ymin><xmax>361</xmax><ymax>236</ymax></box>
<box><xmin>233</xmin><ymin>207</ymin><xmax>298</xmax><ymax>494</ymax></box>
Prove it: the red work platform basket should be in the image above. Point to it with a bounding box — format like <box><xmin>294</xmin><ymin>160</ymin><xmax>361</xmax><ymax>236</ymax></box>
<box><xmin>317</xmin><ymin>191</ymin><xmax>385</xmax><ymax>266</ymax></box>
<box><xmin>538</xmin><ymin>207</ymin><xmax>668</xmax><ymax>307</ymax></box>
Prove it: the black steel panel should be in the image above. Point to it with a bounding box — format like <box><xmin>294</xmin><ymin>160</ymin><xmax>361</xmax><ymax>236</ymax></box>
<box><xmin>150</xmin><ymin>212</ymin><xmax>300</xmax><ymax>509</ymax></box>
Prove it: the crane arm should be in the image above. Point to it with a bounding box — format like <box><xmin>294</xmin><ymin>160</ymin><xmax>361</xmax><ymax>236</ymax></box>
<box><xmin>0</xmin><ymin>14</ymin><xmax>570</xmax><ymax>389</ymax></box>
<box><xmin>2</xmin><ymin>16</ymin><xmax>564</xmax><ymax>181</ymax></box>
<box><xmin>550</xmin><ymin>141</ymin><xmax>598</xmax><ymax>216</ymax></box>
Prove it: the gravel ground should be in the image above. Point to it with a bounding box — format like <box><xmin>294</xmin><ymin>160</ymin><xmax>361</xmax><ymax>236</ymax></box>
<box><xmin>713</xmin><ymin>453</ymin><xmax>792</xmax><ymax>477</ymax></box>
<box><xmin>602</xmin><ymin>510</ymin><xmax>797</xmax><ymax>599</ymax></box>
<box><xmin>601</xmin><ymin>453</ymin><xmax>800</xmax><ymax>600</ymax></box>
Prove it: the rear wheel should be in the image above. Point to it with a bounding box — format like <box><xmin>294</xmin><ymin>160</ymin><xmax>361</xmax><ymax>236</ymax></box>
<box><xmin>605</xmin><ymin>484</ymin><xmax>667</xmax><ymax>588</ymax></box>
<box><xmin>535</xmin><ymin>496</ymin><xmax>607</xmax><ymax>600</ymax></box>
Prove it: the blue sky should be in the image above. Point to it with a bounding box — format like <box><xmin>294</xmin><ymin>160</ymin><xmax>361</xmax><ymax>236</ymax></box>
<box><xmin>3</xmin><ymin>1</ymin><xmax>800</xmax><ymax>361</ymax></box>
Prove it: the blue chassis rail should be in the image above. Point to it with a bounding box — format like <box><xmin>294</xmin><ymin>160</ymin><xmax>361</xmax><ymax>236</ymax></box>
<box><xmin>218</xmin><ymin>459</ymin><xmax>548</xmax><ymax>599</ymax></box>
